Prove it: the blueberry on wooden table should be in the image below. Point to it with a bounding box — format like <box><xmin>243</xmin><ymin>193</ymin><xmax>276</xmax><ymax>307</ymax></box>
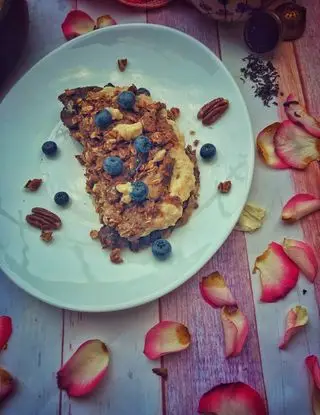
<box><xmin>130</xmin><ymin>181</ymin><xmax>148</xmax><ymax>202</ymax></box>
<box><xmin>95</xmin><ymin>109</ymin><xmax>113</xmax><ymax>129</ymax></box>
<box><xmin>42</xmin><ymin>141</ymin><xmax>58</xmax><ymax>156</ymax></box>
<box><xmin>134</xmin><ymin>136</ymin><xmax>152</xmax><ymax>154</ymax></box>
<box><xmin>117</xmin><ymin>91</ymin><xmax>136</xmax><ymax>110</ymax></box>
<box><xmin>136</xmin><ymin>87</ymin><xmax>151</xmax><ymax>96</ymax></box>
<box><xmin>200</xmin><ymin>143</ymin><xmax>216</xmax><ymax>160</ymax></box>
<box><xmin>103</xmin><ymin>157</ymin><xmax>123</xmax><ymax>177</ymax></box>
<box><xmin>54</xmin><ymin>191</ymin><xmax>70</xmax><ymax>206</ymax></box>
<box><xmin>152</xmin><ymin>239</ymin><xmax>172</xmax><ymax>261</ymax></box>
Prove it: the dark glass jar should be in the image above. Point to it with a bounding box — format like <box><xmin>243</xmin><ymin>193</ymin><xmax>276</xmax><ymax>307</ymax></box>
<box><xmin>0</xmin><ymin>0</ymin><xmax>29</xmax><ymax>86</ymax></box>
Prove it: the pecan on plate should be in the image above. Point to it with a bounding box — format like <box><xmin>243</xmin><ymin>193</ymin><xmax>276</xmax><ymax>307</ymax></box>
<box><xmin>40</xmin><ymin>230</ymin><xmax>53</xmax><ymax>243</ymax></box>
<box><xmin>26</xmin><ymin>207</ymin><xmax>62</xmax><ymax>231</ymax></box>
<box><xmin>117</xmin><ymin>58</ymin><xmax>128</xmax><ymax>72</ymax></box>
<box><xmin>218</xmin><ymin>180</ymin><xmax>232</xmax><ymax>194</ymax></box>
<box><xmin>110</xmin><ymin>248</ymin><xmax>123</xmax><ymax>264</ymax></box>
<box><xmin>197</xmin><ymin>97</ymin><xmax>229</xmax><ymax>126</ymax></box>
<box><xmin>24</xmin><ymin>178</ymin><xmax>42</xmax><ymax>192</ymax></box>
<box><xmin>167</xmin><ymin>107</ymin><xmax>180</xmax><ymax>121</ymax></box>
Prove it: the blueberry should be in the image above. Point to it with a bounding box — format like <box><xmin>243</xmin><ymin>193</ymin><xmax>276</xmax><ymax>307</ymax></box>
<box><xmin>117</xmin><ymin>91</ymin><xmax>136</xmax><ymax>111</ymax></box>
<box><xmin>134</xmin><ymin>136</ymin><xmax>152</xmax><ymax>154</ymax></box>
<box><xmin>95</xmin><ymin>109</ymin><xmax>113</xmax><ymax>129</ymax></box>
<box><xmin>152</xmin><ymin>239</ymin><xmax>172</xmax><ymax>260</ymax></box>
<box><xmin>103</xmin><ymin>156</ymin><xmax>123</xmax><ymax>176</ymax></box>
<box><xmin>104</xmin><ymin>83</ymin><xmax>115</xmax><ymax>87</ymax></box>
<box><xmin>42</xmin><ymin>141</ymin><xmax>58</xmax><ymax>156</ymax></box>
<box><xmin>130</xmin><ymin>181</ymin><xmax>148</xmax><ymax>202</ymax></box>
<box><xmin>136</xmin><ymin>87</ymin><xmax>151</xmax><ymax>96</ymax></box>
<box><xmin>200</xmin><ymin>143</ymin><xmax>217</xmax><ymax>160</ymax></box>
<box><xmin>54</xmin><ymin>191</ymin><xmax>70</xmax><ymax>206</ymax></box>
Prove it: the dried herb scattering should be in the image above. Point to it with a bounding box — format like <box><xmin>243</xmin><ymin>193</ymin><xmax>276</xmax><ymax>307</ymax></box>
<box><xmin>240</xmin><ymin>54</ymin><xmax>280</xmax><ymax>107</ymax></box>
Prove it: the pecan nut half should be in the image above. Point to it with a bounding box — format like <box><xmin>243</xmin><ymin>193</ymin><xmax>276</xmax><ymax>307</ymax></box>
<box><xmin>117</xmin><ymin>58</ymin><xmax>128</xmax><ymax>72</ymax></box>
<box><xmin>24</xmin><ymin>178</ymin><xmax>42</xmax><ymax>191</ymax></box>
<box><xmin>26</xmin><ymin>207</ymin><xmax>62</xmax><ymax>231</ymax></box>
<box><xmin>197</xmin><ymin>97</ymin><xmax>229</xmax><ymax>126</ymax></box>
<box><xmin>218</xmin><ymin>180</ymin><xmax>232</xmax><ymax>194</ymax></box>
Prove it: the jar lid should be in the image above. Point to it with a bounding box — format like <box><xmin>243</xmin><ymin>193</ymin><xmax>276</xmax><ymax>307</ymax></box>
<box><xmin>244</xmin><ymin>10</ymin><xmax>283</xmax><ymax>54</ymax></box>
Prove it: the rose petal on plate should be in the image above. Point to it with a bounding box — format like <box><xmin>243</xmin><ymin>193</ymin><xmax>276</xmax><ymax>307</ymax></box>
<box><xmin>61</xmin><ymin>10</ymin><xmax>95</xmax><ymax>41</ymax></box>
<box><xmin>198</xmin><ymin>382</ymin><xmax>267</xmax><ymax>415</ymax></box>
<box><xmin>95</xmin><ymin>15</ymin><xmax>117</xmax><ymax>29</ymax></box>
<box><xmin>279</xmin><ymin>305</ymin><xmax>308</xmax><ymax>349</ymax></box>
<box><xmin>0</xmin><ymin>368</ymin><xmax>15</xmax><ymax>403</ymax></box>
<box><xmin>143</xmin><ymin>321</ymin><xmax>191</xmax><ymax>360</ymax></box>
<box><xmin>57</xmin><ymin>339</ymin><xmax>110</xmax><ymax>397</ymax></box>
<box><xmin>274</xmin><ymin>120</ymin><xmax>320</xmax><ymax>169</ymax></box>
<box><xmin>256</xmin><ymin>122</ymin><xmax>289</xmax><ymax>169</ymax></box>
<box><xmin>221</xmin><ymin>306</ymin><xmax>249</xmax><ymax>358</ymax></box>
<box><xmin>284</xmin><ymin>94</ymin><xmax>320</xmax><ymax>138</ymax></box>
<box><xmin>253</xmin><ymin>242</ymin><xmax>299</xmax><ymax>302</ymax></box>
<box><xmin>0</xmin><ymin>316</ymin><xmax>12</xmax><ymax>351</ymax></box>
<box><xmin>305</xmin><ymin>355</ymin><xmax>320</xmax><ymax>415</ymax></box>
<box><xmin>282</xmin><ymin>193</ymin><xmax>320</xmax><ymax>223</ymax></box>
<box><xmin>199</xmin><ymin>272</ymin><xmax>236</xmax><ymax>308</ymax></box>
<box><xmin>283</xmin><ymin>238</ymin><xmax>318</xmax><ymax>282</ymax></box>
<box><xmin>235</xmin><ymin>202</ymin><xmax>266</xmax><ymax>232</ymax></box>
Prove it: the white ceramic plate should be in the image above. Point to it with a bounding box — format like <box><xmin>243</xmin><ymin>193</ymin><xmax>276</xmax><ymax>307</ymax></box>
<box><xmin>0</xmin><ymin>24</ymin><xmax>253</xmax><ymax>311</ymax></box>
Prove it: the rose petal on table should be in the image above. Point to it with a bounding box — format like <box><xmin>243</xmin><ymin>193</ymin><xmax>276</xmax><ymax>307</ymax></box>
<box><xmin>279</xmin><ymin>305</ymin><xmax>308</xmax><ymax>349</ymax></box>
<box><xmin>117</xmin><ymin>0</ymin><xmax>171</xmax><ymax>9</ymax></box>
<box><xmin>61</xmin><ymin>10</ymin><xmax>95</xmax><ymax>41</ymax></box>
<box><xmin>282</xmin><ymin>193</ymin><xmax>320</xmax><ymax>223</ymax></box>
<box><xmin>235</xmin><ymin>202</ymin><xmax>266</xmax><ymax>233</ymax></box>
<box><xmin>200</xmin><ymin>272</ymin><xmax>236</xmax><ymax>308</ymax></box>
<box><xmin>95</xmin><ymin>15</ymin><xmax>117</xmax><ymax>29</ymax></box>
<box><xmin>198</xmin><ymin>382</ymin><xmax>267</xmax><ymax>415</ymax></box>
<box><xmin>274</xmin><ymin>120</ymin><xmax>320</xmax><ymax>169</ymax></box>
<box><xmin>0</xmin><ymin>368</ymin><xmax>15</xmax><ymax>403</ymax></box>
<box><xmin>256</xmin><ymin>122</ymin><xmax>289</xmax><ymax>169</ymax></box>
<box><xmin>283</xmin><ymin>238</ymin><xmax>318</xmax><ymax>282</ymax></box>
<box><xmin>221</xmin><ymin>306</ymin><xmax>249</xmax><ymax>358</ymax></box>
<box><xmin>0</xmin><ymin>316</ymin><xmax>12</xmax><ymax>351</ymax></box>
<box><xmin>143</xmin><ymin>321</ymin><xmax>191</xmax><ymax>360</ymax></box>
<box><xmin>57</xmin><ymin>339</ymin><xmax>109</xmax><ymax>397</ymax></box>
<box><xmin>284</xmin><ymin>94</ymin><xmax>320</xmax><ymax>138</ymax></box>
<box><xmin>253</xmin><ymin>242</ymin><xmax>299</xmax><ymax>302</ymax></box>
<box><xmin>305</xmin><ymin>355</ymin><xmax>320</xmax><ymax>415</ymax></box>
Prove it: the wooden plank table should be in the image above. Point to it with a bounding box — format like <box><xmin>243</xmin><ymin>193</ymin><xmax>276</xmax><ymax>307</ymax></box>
<box><xmin>1</xmin><ymin>0</ymin><xmax>319</xmax><ymax>414</ymax></box>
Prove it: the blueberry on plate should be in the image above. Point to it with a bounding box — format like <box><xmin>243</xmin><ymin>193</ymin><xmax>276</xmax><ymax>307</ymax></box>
<box><xmin>200</xmin><ymin>143</ymin><xmax>217</xmax><ymax>160</ymax></box>
<box><xmin>54</xmin><ymin>191</ymin><xmax>70</xmax><ymax>206</ymax></box>
<box><xmin>134</xmin><ymin>136</ymin><xmax>152</xmax><ymax>154</ymax></box>
<box><xmin>103</xmin><ymin>156</ymin><xmax>123</xmax><ymax>177</ymax></box>
<box><xmin>152</xmin><ymin>239</ymin><xmax>172</xmax><ymax>260</ymax></box>
<box><xmin>130</xmin><ymin>181</ymin><xmax>148</xmax><ymax>202</ymax></box>
<box><xmin>117</xmin><ymin>91</ymin><xmax>136</xmax><ymax>111</ymax></box>
<box><xmin>136</xmin><ymin>87</ymin><xmax>151</xmax><ymax>96</ymax></box>
<box><xmin>95</xmin><ymin>109</ymin><xmax>113</xmax><ymax>129</ymax></box>
<box><xmin>42</xmin><ymin>141</ymin><xmax>58</xmax><ymax>156</ymax></box>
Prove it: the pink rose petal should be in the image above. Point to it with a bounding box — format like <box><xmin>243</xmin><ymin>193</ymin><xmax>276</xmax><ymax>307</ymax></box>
<box><xmin>143</xmin><ymin>321</ymin><xmax>191</xmax><ymax>360</ymax></box>
<box><xmin>0</xmin><ymin>316</ymin><xmax>12</xmax><ymax>351</ymax></box>
<box><xmin>95</xmin><ymin>15</ymin><xmax>117</xmax><ymax>29</ymax></box>
<box><xmin>0</xmin><ymin>368</ymin><xmax>15</xmax><ymax>403</ymax></box>
<box><xmin>198</xmin><ymin>382</ymin><xmax>267</xmax><ymax>415</ymax></box>
<box><xmin>256</xmin><ymin>122</ymin><xmax>289</xmax><ymax>169</ymax></box>
<box><xmin>284</xmin><ymin>94</ymin><xmax>320</xmax><ymax>138</ymax></box>
<box><xmin>305</xmin><ymin>355</ymin><xmax>320</xmax><ymax>415</ymax></box>
<box><xmin>199</xmin><ymin>272</ymin><xmax>236</xmax><ymax>308</ymax></box>
<box><xmin>282</xmin><ymin>193</ymin><xmax>320</xmax><ymax>223</ymax></box>
<box><xmin>62</xmin><ymin>10</ymin><xmax>95</xmax><ymax>41</ymax></box>
<box><xmin>57</xmin><ymin>339</ymin><xmax>110</xmax><ymax>397</ymax></box>
<box><xmin>283</xmin><ymin>238</ymin><xmax>318</xmax><ymax>282</ymax></box>
<box><xmin>221</xmin><ymin>306</ymin><xmax>249</xmax><ymax>358</ymax></box>
<box><xmin>118</xmin><ymin>0</ymin><xmax>171</xmax><ymax>9</ymax></box>
<box><xmin>279</xmin><ymin>305</ymin><xmax>308</xmax><ymax>349</ymax></box>
<box><xmin>253</xmin><ymin>242</ymin><xmax>299</xmax><ymax>302</ymax></box>
<box><xmin>274</xmin><ymin>120</ymin><xmax>320</xmax><ymax>169</ymax></box>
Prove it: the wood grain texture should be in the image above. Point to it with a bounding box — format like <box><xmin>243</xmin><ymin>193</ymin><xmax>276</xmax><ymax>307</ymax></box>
<box><xmin>148</xmin><ymin>6</ymin><xmax>265</xmax><ymax>414</ymax></box>
<box><xmin>278</xmin><ymin>0</ymin><xmax>320</xmax><ymax>307</ymax></box>
<box><xmin>220</xmin><ymin>23</ymin><xmax>320</xmax><ymax>415</ymax></box>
